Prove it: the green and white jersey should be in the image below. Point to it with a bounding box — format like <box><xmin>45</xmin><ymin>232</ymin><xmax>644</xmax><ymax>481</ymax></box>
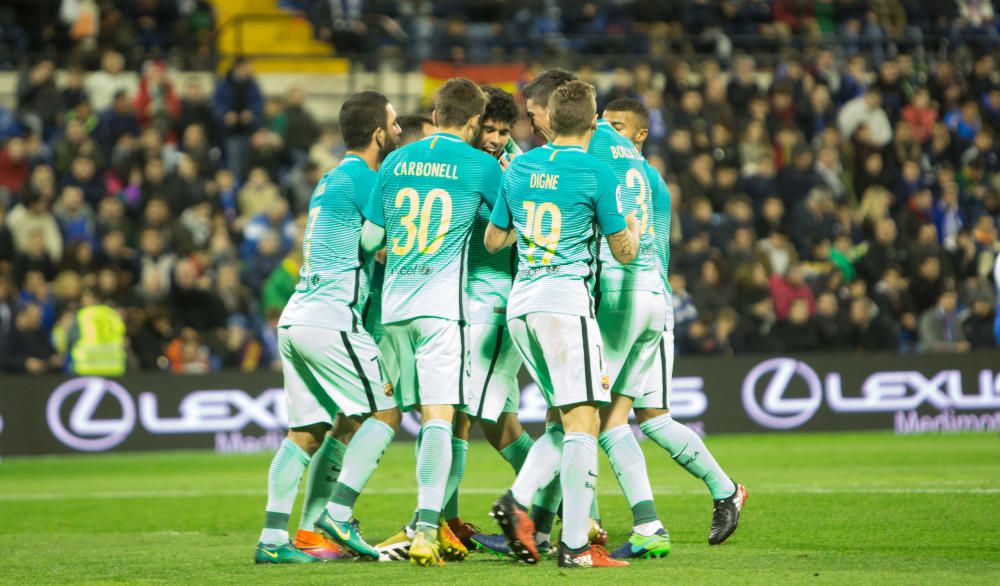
<box><xmin>468</xmin><ymin>200</ymin><xmax>518</xmax><ymax>326</ymax></box>
<box><xmin>589</xmin><ymin>120</ymin><xmax>660</xmax><ymax>292</ymax></box>
<box><xmin>279</xmin><ymin>155</ymin><xmax>375</xmax><ymax>332</ymax></box>
<box><xmin>645</xmin><ymin>158</ymin><xmax>672</xmax><ymax>295</ymax></box>
<box><xmin>491</xmin><ymin>143</ymin><xmax>627</xmax><ymax>320</ymax></box>
<box><xmin>363</xmin><ymin>132</ymin><xmax>503</xmax><ymax>324</ymax></box>
<box><xmin>467</xmin><ymin>138</ymin><xmax>523</xmax><ymax>326</ymax></box>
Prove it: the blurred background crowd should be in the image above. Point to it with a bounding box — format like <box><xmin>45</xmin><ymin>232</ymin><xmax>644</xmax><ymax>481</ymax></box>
<box><xmin>0</xmin><ymin>0</ymin><xmax>997</xmax><ymax>374</ymax></box>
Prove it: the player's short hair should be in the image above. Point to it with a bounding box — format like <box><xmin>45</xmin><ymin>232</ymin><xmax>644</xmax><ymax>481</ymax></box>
<box><xmin>339</xmin><ymin>91</ymin><xmax>390</xmax><ymax>150</ymax></box>
<box><xmin>481</xmin><ymin>86</ymin><xmax>519</xmax><ymax>126</ymax></box>
<box><xmin>548</xmin><ymin>80</ymin><xmax>597</xmax><ymax>136</ymax></box>
<box><xmin>604</xmin><ymin>97</ymin><xmax>650</xmax><ymax>129</ymax></box>
<box><xmin>522</xmin><ymin>68</ymin><xmax>577</xmax><ymax>106</ymax></box>
<box><xmin>435</xmin><ymin>78</ymin><xmax>488</xmax><ymax>128</ymax></box>
<box><xmin>397</xmin><ymin>114</ymin><xmax>434</xmax><ymax>144</ymax></box>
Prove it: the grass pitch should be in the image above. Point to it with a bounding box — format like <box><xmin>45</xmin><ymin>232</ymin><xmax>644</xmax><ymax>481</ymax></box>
<box><xmin>1</xmin><ymin>431</ymin><xmax>999</xmax><ymax>584</ymax></box>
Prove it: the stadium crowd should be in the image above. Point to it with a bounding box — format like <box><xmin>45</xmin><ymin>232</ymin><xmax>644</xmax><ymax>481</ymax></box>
<box><xmin>0</xmin><ymin>4</ymin><xmax>999</xmax><ymax>374</ymax></box>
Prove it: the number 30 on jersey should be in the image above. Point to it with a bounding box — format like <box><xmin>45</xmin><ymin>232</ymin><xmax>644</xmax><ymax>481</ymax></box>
<box><xmin>391</xmin><ymin>187</ymin><xmax>453</xmax><ymax>255</ymax></box>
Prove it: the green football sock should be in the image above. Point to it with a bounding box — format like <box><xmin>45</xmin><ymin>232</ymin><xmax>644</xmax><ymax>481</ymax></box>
<box><xmin>415</xmin><ymin>419</ymin><xmax>452</xmax><ymax>530</ymax></box>
<box><xmin>299</xmin><ymin>435</ymin><xmax>346</xmax><ymax>531</ymax></box>
<box><xmin>499</xmin><ymin>431</ymin><xmax>534</xmax><ymax>473</ymax></box>
<box><xmin>259</xmin><ymin>438</ymin><xmax>310</xmax><ymax>545</ymax></box>
<box><xmin>530</xmin><ymin>423</ymin><xmax>564</xmax><ymax>532</ymax></box>
<box><xmin>600</xmin><ymin>425</ymin><xmax>661</xmax><ymax>532</ymax></box>
<box><xmin>326</xmin><ymin>419</ymin><xmax>395</xmax><ymax>522</ymax></box>
<box><xmin>560</xmin><ymin>432</ymin><xmax>598</xmax><ymax>550</ymax></box>
<box><xmin>512</xmin><ymin>422</ymin><xmax>562</xmax><ymax>509</ymax></box>
<box><xmin>640</xmin><ymin>414</ymin><xmax>736</xmax><ymax>500</ymax></box>
<box><xmin>442</xmin><ymin>437</ymin><xmax>468</xmax><ymax>520</ymax></box>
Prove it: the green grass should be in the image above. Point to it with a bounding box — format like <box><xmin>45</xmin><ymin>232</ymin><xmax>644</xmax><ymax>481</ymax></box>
<box><xmin>2</xmin><ymin>432</ymin><xmax>999</xmax><ymax>584</ymax></box>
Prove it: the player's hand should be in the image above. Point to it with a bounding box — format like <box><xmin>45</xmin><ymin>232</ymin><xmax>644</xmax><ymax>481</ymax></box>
<box><xmin>625</xmin><ymin>211</ymin><xmax>640</xmax><ymax>236</ymax></box>
<box><xmin>383</xmin><ymin>381</ymin><xmax>394</xmax><ymax>397</ymax></box>
<box><xmin>375</xmin><ymin>248</ymin><xmax>387</xmax><ymax>264</ymax></box>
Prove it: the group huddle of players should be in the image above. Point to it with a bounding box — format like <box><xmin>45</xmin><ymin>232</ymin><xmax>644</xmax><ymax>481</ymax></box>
<box><xmin>253</xmin><ymin>69</ymin><xmax>747</xmax><ymax>569</ymax></box>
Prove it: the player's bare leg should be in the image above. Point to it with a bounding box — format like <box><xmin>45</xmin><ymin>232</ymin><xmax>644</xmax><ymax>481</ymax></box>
<box><xmin>635</xmin><ymin>407</ymin><xmax>747</xmax><ymax>545</ymax></box>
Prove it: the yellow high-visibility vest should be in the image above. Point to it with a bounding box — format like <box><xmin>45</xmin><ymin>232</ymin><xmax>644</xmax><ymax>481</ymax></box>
<box><xmin>71</xmin><ymin>305</ymin><xmax>126</xmax><ymax>376</ymax></box>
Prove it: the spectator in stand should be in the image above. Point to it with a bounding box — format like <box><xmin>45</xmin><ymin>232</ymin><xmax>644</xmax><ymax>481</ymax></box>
<box><xmin>772</xmin><ymin>297</ymin><xmax>821</xmax><ymax>351</ymax></box>
<box><xmin>135</xmin><ymin>61</ymin><xmax>181</xmax><ymax>141</ymax></box>
<box><xmin>96</xmin><ymin>91</ymin><xmax>141</xmax><ymax>159</ymax></box>
<box><xmin>237</xmin><ymin>166</ymin><xmax>280</xmax><ymax>229</ymax></box>
<box><xmin>690</xmin><ymin>258</ymin><xmax>735</xmax><ymax>319</ymax></box>
<box><xmin>282</xmin><ymin>86</ymin><xmax>319</xmax><ymax>166</ymax></box>
<box><xmin>177</xmin><ymin>78</ymin><xmax>217</xmax><ymax>145</ymax></box>
<box><xmin>770</xmin><ymin>262</ymin><xmax>816</xmax><ymax>321</ymax></box>
<box><xmin>241</xmin><ymin>198</ymin><xmax>295</xmax><ymax>259</ymax></box>
<box><xmin>0</xmin><ymin>303</ymin><xmax>59</xmax><ymax>373</ymax></box>
<box><xmin>847</xmin><ymin>296</ymin><xmax>899</xmax><ymax>352</ymax></box>
<box><xmin>0</xmin><ymin>136</ymin><xmax>30</xmax><ymax>205</ymax></box>
<box><xmin>85</xmin><ymin>51</ymin><xmax>132</xmax><ymax>112</ymax></box>
<box><xmin>53</xmin><ymin>185</ymin><xmax>96</xmax><ymax>248</ymax></box>
<box><xmin>243</xmin><ymin>230</ymin><xmax>284</xmax><ymax>295</ymax></box>
<box><xmin>16</xmin><ymin>59</ymin><xmax>60</xmax><ymax>138</ymax></box>
<box><xmin>945</xmin><ymin>98</ymin><xmax>983</xmax><ymax>143</ymax></box>
<box><xmin>838</xmin><ymin>88</ymin><xmax>893</xmax><ymax>149</ymax></box>
<box><xmin>901</xmin><ymin>87</ymin><xmax>937</xmax><ymax>144</ymax></box>
<box><xmin>61</xmin><ymin>156</ymin><xmax>105</xmax><ymax>207</ymax></box>
<box><xmin>963</xmin><ymin>292</ymin><xmax>997</xmax><ymax>348</ymax></box>
<box><xmin>918</xmin><ymin>289</ymin><xmax>969</xmax><ymax>352</ymax></box>
<box><xmin>6</xmin><ymin>192</ymin><xmax>63</xmax><ymax>264</ymax></box>
<box><xmin>168</xmin><ymin>257</ymin><xmax>224</xmax><ymax>332</ymax></box>
<box><xmin>668</xmin><ymin>273</ymin><xmax>699</xmax><ymax>336</ymax></box>
<box><xmin>214</xmin><ymin>58</ymin><xmax>263</xmax><ymax>181</ymax></box>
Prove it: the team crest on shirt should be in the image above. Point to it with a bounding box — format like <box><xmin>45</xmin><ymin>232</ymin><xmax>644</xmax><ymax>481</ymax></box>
<box><xmin>601</xmin><ymin>375</ymin><xmax>610</xmax><ymax>390</ymax></box>
<box><xmin>614</xmin><ymin>185</ymin><xmax>623</xmax><ymax>212</ymax></box>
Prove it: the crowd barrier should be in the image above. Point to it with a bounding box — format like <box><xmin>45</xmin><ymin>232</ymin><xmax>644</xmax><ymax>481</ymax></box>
<box><xmin>2</xmin><ymin>352</ymin><xmax>998</xmax><ymax>456</ymax></box>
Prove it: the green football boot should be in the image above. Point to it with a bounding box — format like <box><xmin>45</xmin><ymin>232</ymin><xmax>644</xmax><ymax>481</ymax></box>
<box><xmin>254</xmin><ymin>541</ymin><xmax>319</xmax><ymax>564</ymax></box>
<box><xmin>316</xmin><ymin>511</ymin><xmax>378</xmax><ymax>559</ymax></box>
<box><xmin>610</xmin><ymin>529</ymin><xmax>672</xmax><ymax>559</ymax></box>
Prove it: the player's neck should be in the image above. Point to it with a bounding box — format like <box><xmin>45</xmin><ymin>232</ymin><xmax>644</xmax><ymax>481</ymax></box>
<box><xmin>437</xmin><ymin>125</ymin><xmax>473</xmax><ymax>144</ymax></box>
<box><xmin>346</xmin><ymin>148</ymin><xmax>379</xmax><ymax>171</ymax></box>
<box><xmin>551</xmin><ymin>133</ymin><xmax>591</xmax><ymax>150</ymax></box>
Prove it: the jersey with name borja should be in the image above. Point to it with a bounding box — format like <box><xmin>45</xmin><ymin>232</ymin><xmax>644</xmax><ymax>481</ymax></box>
<box><xmin>589</xmin><ymin>120</ymin><xmax>660</xmax><ymax>293</ymax></box>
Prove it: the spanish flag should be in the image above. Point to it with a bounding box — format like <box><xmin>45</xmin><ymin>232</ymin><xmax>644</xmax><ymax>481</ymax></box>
<box><xmin>421</xmin><ymin>61</ymin><xmax>526</xmax><ymax>109</ymax></box>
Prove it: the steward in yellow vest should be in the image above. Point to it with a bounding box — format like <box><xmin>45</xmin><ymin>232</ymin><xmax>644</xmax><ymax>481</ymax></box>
<box><xmin>70</xmin><ymin>293</ymin><xmax>126</xmax><ymax>376</ymax></box>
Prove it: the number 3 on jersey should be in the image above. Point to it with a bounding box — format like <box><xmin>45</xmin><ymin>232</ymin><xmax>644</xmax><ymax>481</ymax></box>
<box><xmin>391</xmin><ymin>187</ymin><xmax>453</xmax><ymax>255</ymax></box>
<box><xmin>522</xmin><ymin>201</ymin><xmax>562</xmax><ymax>265</ymax></box>
<box><xmin>625</xmin><ymin>168</ymin><xmax>650</xmax><ymax>235</ymax></box>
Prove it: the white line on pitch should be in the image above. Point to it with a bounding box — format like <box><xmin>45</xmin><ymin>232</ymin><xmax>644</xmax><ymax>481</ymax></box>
<box><xmin>1</xmin><ymin>485</ymin><xmax>999</xmax><ymax>502</ymax></box>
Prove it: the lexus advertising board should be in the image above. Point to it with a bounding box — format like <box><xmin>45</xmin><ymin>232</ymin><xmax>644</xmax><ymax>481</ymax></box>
<box><xmin>1</xmin><ymin>352</ymin><xmax>998</xmax><ymax>456</ymax></box>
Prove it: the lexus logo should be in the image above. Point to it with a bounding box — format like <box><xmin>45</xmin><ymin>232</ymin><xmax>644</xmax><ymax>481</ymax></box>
<box><xmin>741</xmin><ymin>358</ymin><xmax>823</xmax><ymax>430</ymax></box>
<box><xmin>46</xmin><ymin>377</ymin><xmax>136</xmax><ymax>451</ymax></box>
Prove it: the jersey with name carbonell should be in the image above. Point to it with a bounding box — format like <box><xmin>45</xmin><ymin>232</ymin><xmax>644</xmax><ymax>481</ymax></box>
<box><xmin>589</xmin><ymin>120</ymin><xmax>660</xmax><ymax>292</ymax></box>
<box><xmin>364</xmin><ymin>132</ymin><xmax>503</xmax><ymax>324</ymax></box>
<box><xmin>279</xmin><ymin>154</ymin><xmax>375</xmax><ymax>333</ymax></box>
<box><xmin>491</xmin><ymin>143</ymin><xmax>626</xmax><ymax>320</ymax></box>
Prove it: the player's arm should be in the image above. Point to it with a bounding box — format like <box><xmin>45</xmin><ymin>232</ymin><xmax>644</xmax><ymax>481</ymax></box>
<box><xmin>361</xmin><ymin>221</ymin><xmax>386</xmax><ymax>253</ymax></box>
<box><xmin>485</xmin><ymin>189</ymin><xmax>515</xmax><ymax>253</ymax></box>
<box><xmin>595</xmin><ymin>167</ymin><xmax>640</xmax><ymax>264</ymax></box>
<box><xmin>360</xmin><ymin>169</ymin><xmax>388</xmax><ymax>254</ymax></box>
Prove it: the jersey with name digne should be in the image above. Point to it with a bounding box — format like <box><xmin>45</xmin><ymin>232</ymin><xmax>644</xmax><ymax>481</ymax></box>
<box><xmin>589</xmin><ymin>119</ymin><xmax>659</xmax><ymax>292</ymax></box>
<box><xmin>279</xmin><ymin>155</ymin><xmax>375</xmax><ymax>332</ymax></box>
<box><xmin>645</xmin><ymin>158</ymin><xmax>672</xmax><ymax>295</ymax></box>
<box><xmin>491</xmin><ymin>143</ymin><xmax>626</xmax><ymax>319</ymax></box>
<box><xmin>364</xmin><ymin>132</ymin><xmax>502</xmax><ymax>324</ymax></box>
